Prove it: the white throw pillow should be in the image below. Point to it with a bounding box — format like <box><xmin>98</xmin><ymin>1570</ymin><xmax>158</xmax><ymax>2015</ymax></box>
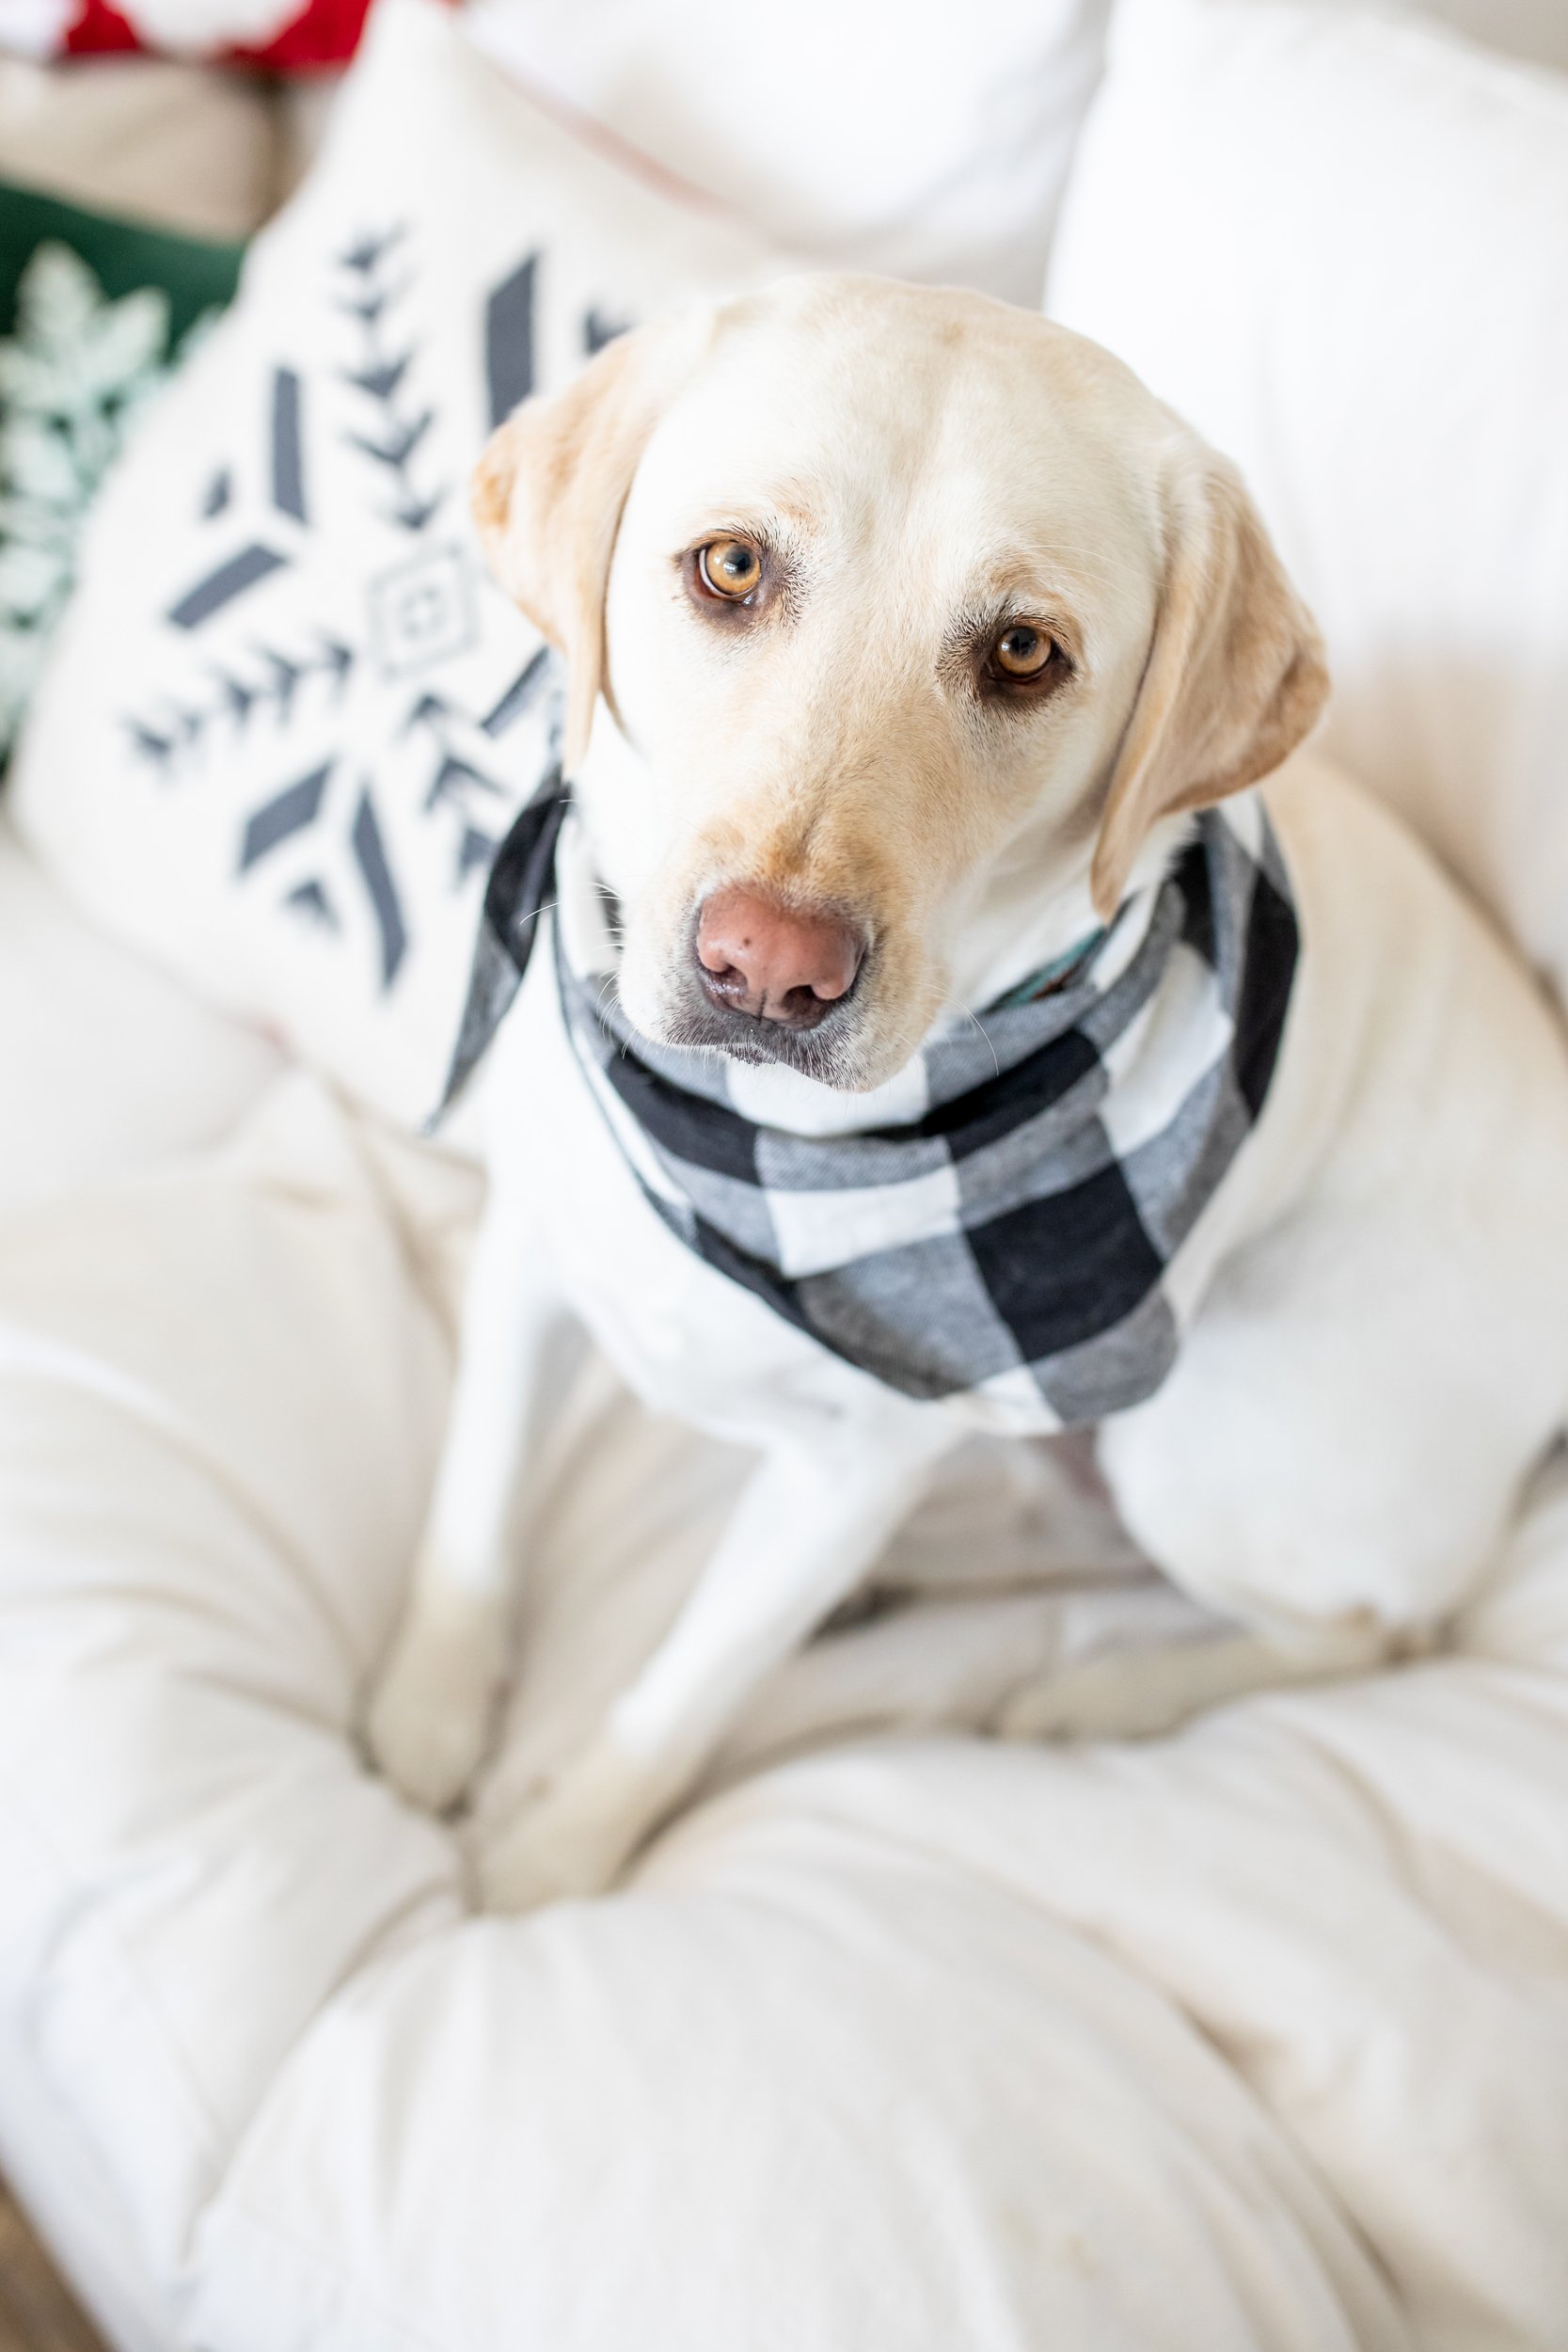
<box><xmin>465</xmin><ymin>0</ymin><xmax>1112</xmax><ymax>305</ymax></box>
<box><xmin>1046</xmin><ymin>0</ymin><xmax>1568</xmax><ymax>1009</ymax></box>
<box><xmin>9</xmin><ymin>0</ymin><xmax>791</xmax><ymax>1128</ymax></box>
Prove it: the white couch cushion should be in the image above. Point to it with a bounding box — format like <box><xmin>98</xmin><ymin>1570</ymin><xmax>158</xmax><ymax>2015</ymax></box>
<box><xmin>0</xmin><ymin>814</ymin><xmax>279</xmax><ymax>1226</ymax></box>
<box><xmin>9</xmin><ymin>0</ymin><xmax>792</xmax><ymax>1131</ymax></box>
<box><xmin>5</xmin><ymin>1062</ymin><xmax>1568</xmax><ymax>2347</ymax></box>
<box><xmin>1046</xmin><ymin>0</ymin><xmax>1568</xmax><ymax>1008</ymax></box>
<box><xmin>465</xmin><ymin>0</ymin><xmax>1112</xmax><ymax>306</ymax></box>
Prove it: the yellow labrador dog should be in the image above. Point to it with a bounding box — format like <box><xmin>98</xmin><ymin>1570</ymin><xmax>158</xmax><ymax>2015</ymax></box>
<box><xmin>369</xmin><ymin>275</ymin><xmax>1568</xmax><ymax>1908</ymax></box>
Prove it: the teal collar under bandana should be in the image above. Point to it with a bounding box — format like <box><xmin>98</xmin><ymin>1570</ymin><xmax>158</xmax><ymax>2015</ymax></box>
<box><xmin>987</xmin><ymin>928</ymin><xmax>1109</xmax><ymax>1011</ymax></box>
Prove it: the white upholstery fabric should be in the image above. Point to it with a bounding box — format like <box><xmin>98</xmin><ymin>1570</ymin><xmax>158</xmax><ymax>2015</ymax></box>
<box><xmin>464</xmin><ymin>0</ymin><xmax>1112</xmax><ymax>306</ymax></box>
<box><xmin>2</xmin><ymin>966</ymin><xmax>1568</xmax><ymax>2345</ymax></box>
<box><xmin>1046</xmin><ymin>0</ymin><xmax>1568</xmax><ymax>1009</ymax></box>
<box><xmin>458</xmin><ymin>0</ymin><xmax>1568</xmax><ymax>315</ymax></box>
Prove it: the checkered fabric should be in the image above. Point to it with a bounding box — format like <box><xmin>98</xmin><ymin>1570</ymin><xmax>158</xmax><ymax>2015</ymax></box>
<box><xmin>442</xmin><ymin>778</ymin><xmax>1300</xmax><ymax>1429</ymax></box>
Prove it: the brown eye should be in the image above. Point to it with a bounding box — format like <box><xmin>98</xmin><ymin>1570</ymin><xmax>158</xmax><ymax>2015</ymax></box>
<box><xmin>990</xmin><ymin>622</ymin><xmax>1056</xmax><ymax>680</ymax></box>
<box><xmin>697</xmin><ymin>537</ymin><xmax>764</xmax><ymax>600</ymax></box>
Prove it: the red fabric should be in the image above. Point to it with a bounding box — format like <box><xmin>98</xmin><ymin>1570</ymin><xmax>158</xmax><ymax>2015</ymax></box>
<box><xmin>61</xmin><ymin>0</ymin><xmax>372</xmax><ymax>66</ymax></box>
<box><xmin>60</xmin><ymin>0</ymin><xmax>138</xmax><ymax>51</ymax></box>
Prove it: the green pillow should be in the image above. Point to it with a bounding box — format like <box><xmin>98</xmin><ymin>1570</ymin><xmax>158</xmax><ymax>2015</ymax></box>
<box><xmin>0</xmin><ymin>183</ymin><xmax>245</xmax><ymax>762</ymax></box>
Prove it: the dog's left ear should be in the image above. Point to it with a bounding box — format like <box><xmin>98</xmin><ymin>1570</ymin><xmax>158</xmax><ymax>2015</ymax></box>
<box><xmin>1089</xmin><ymin>447</ymin><xmax>1329</xmax><ymax>918</ymax></box>
<box><xmin>472</xmin><ymin>313</ymin><xmax>706</xmax><ymax>776</ymax></box>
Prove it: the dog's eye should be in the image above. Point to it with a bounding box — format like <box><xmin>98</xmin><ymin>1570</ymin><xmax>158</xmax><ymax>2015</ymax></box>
<box><xmin>989</xmin><ymin>623</ymin><xmax>1058</xmax><ymax>681</ymax></box>
<box><xmin>697</xmin><ymin>538</ymin><xmax>764</xmax><ymax>601</ymax></box>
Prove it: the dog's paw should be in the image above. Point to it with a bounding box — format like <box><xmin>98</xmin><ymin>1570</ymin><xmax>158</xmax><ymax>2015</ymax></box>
<box><xmin>996</xmin><ymin>1624</ymin><xmax>1366</xmax><ymax>1744</ymax></box>
<box><xmin>478</xmin><ymin>1743</ymin><xmax>662</xmax><ymax>1912</ymax></box>
<box><xmin>366</xmin><ymin>1593</ymin><xmax>507</xmax><ymax>1814</ymax></box>
<box><xmin>997</xmin><ymin>1643</ymin><xmax>1239</xmax><ymax>1744</ymax></box>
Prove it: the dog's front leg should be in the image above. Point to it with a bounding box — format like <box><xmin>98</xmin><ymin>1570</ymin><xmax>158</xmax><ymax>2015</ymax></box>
<box><xmin>368</xmin><ymin>1187</ymin><xmax>579</xmax><ymax>1813</ymax></box>
<box><xmin>481</xmin><ymin>1417</ymin><xmax>948</xmax><ymax>1910</ymax></box>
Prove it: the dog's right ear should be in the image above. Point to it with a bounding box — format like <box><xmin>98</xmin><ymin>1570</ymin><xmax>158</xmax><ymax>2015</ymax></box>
<box><xmin>1088</xmin><ymin>443</ymin><xmax>1328</xmax><ymax>919</ymax></box>
<box><xmin>471</xmin><ymin>315</ymin><xmax>705</xmax><ymax>777</ymax></box>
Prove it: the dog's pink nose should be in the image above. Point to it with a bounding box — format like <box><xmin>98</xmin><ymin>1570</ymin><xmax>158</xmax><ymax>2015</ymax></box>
<box><xmin>695</xmin><ymin>887</ymin><xmax>863</xmax><ymax>1028</ymax></box>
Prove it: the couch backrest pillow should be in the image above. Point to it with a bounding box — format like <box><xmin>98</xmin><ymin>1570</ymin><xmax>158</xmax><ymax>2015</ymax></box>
<box><xmin>465</xmin><ymin>0</ymin><xmax>1113</xmax><ymax>306</ymax></box>
<box><xmin>1046</xmin><ymin>0</ymin><xmax>1568</xmax><ymax>1010</ymax></box>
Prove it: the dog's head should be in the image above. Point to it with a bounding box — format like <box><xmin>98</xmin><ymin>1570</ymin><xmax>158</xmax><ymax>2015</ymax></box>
<box><xmin>474</xmin><ymin>275</ymin><xmax>1326</xmax><ymax>1090</ymax></box>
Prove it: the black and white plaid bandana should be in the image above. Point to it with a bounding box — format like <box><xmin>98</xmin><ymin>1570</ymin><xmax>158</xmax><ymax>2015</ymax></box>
<box><xmin>442</xmin><ymin>777</ymin><xmax>1299</xmax><ymax>1431</ymax></box>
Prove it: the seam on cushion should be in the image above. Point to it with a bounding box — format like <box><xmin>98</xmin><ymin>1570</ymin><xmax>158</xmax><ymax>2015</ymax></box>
<box><xmin>0</xmin><ymin>1769</ymin><xmax>466</xmax><ymax>2315</ymax></box>
<box><xmin>467</xmin><ymin>42</ymin><xmax>759</xmax><ymax>231</ymax></box>
<box><xmin>1227</xmin><ymin>1669</ymin><xmax>1568</xmax><ymax>1958</ymax></box>
<box><xmin>666</xmin><ymin>1746</ymin><xmax>1410</xmax><ymax>2322</ymax></box>
<box><xmin>198</xmin><ymin>2192</ymin><xmax>447</xmax><ymax>2352</ymax></box>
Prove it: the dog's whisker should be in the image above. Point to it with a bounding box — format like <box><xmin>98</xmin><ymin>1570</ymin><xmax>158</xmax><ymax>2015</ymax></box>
<box><xmin>958</xmin><ymin>1007</ymin><xmax>1002</xmax><ymax>1079</ymax></box>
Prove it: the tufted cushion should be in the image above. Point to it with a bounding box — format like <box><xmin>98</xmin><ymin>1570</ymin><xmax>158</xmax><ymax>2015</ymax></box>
<box><xmin>3</xmin><ymin>1054</ymin><xmax>1568</xmax><ymax>2344</ymax></box>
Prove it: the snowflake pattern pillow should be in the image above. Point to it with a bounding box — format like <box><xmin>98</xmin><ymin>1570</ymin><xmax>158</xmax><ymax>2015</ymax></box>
<box><xmin>0</xmin><ymin>183</ymin><xmax>242</xmax><ymax>762</ymax></box>
<box><xmin>10</xmin><ymin>0</ymin><xmax>788</xmax><ymax>1129</ymax></box>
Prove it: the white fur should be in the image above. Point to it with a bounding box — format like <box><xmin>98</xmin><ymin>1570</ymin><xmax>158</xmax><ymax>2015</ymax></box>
<box><xmin>370</xmin><ymin>288</ymin><xmax>1568</xmax><ymax>1909</ymax></box>
<box><xmin>370</xmin><ymin>749</ymin><xmax>1568</xmax><ymax>1908</ymax></box>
